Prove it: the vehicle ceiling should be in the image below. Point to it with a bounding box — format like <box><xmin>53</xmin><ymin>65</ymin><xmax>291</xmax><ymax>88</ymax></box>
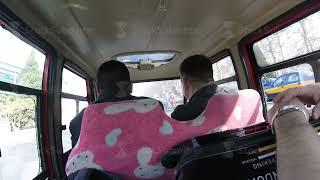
<box><xmin>1</xmin><ymin>0</ymin><xmax>304</xmax><ymax>81</ymax></box>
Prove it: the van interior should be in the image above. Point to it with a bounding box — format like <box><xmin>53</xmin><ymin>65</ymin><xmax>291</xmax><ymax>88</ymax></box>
<box><xmin>0</xmin><ymin>0</ymin><xmax>320</xmax><ymax>179</ymax></box>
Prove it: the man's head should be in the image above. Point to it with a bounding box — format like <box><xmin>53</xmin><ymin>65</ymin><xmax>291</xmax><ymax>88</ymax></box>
<box><xmin>97</xmin><ymin>60</ymin><xmax>132</xmax><ymax>98</ymax></box>
<box><xmin>179</xmin><ymin>55</ymin><xmax>214</xmax><ymax>100</ymax></box>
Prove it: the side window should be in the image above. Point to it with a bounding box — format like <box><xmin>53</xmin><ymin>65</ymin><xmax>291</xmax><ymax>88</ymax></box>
<box><xmin>212</xmin><ymin>56</ymin><xmax>236</xmax><ymax>80</ymax></box>
<box><xmin>61</xmin><ymin>68</ymin><xmax>88</xmax><ymax>152</ymax></box>
<box><xmin>263</xmin><ymin>65</ymin><xmax>315</xmax><ymax>108</ymax></box>
<box><xmin>0</xmin><ymin>25</ymin><xmax>46</xmax><ymax>179</ymax></box>
<box><xmin>132</xmin><ymin>79</ymin><xmax>183</xmax><ymax>115</ymax></box>
<box><xmin>253</xmin><ymin>11</ymin><xmax>320</xmax><ymax>67</ymax></box>
<box><xmin>210</xmin><ymin>53</ymin><xmax>239</xmax><ymax>92</ymax></box>
<box><xmin>250</xmin><ymin>9</ymin><xmax>320</xmax><ymax>110</ymax></box>
<box><xmin>0</xmin><ymin>28</ymin><xmax>45</xmax><ymax>89</ymax></box>
<box><xmin>287</xmin><ymin>73</ymin><xmax>300</xmax><ymax>83</ymax></box>
<box><xmin>218</xmin><ymin>81</ymin><xmax>239</xmax><ymax>92</ymax></box>
<box><xmin>273</xmin><ymin>75</ymin><xmax>287</xmax><ymax>87</ymax></box>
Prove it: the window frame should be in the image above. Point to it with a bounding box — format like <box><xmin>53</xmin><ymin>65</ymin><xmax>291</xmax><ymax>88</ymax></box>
<box><xmin>112</xmin><ymin>50</ymin><xmax>180</xmax><ymax>64</ymax></box>
<box><xmin>60</xmin><ymin>60</ymin><xmax>91</xmax><ymax>121</ymax></box>
<box><xmin>132</xmin><ymin>76</ymin><xmax>180</xmax><ymax>83</ymax></box>
<box><xmin>239</xmin><ymin>0</ymin><xmax>320</xmax><ymax>91</ymax></box>
<box><xmin>63</xmin><ymin>60</ymin><xmax>96</xmax><ymax>104</ymax></box>
<box><xmin>61</xmin><ymin>60</ymin><xmax>92</xmax><ymax>102</ymax></box>
<box><xmin>209</xmin><ymin>49</ymin><xmax>240</xmax><ymax>89</ymax></box>
<box><xmin>238</xmin><ymin>0</ymin><xmax>320</xmax><ymax>117</ymax></box>
<box><xmin>0</xmin><ymin>1</ymin><xmax>58</xmax><ymax>179</ymax></box>
<box><xmin>59</xmin><ymin>59</ymin><xmax>93</xmax><ymax>150</ymax></box>
<box><xmin>0</xmin><ymin>2</ymin><xmax>96</xmax><ymax>179</ymax></box>
<box><xmin>132</xmin><ymin>77</ymin><xmax>185</xmax><ymax>106</ymax></box>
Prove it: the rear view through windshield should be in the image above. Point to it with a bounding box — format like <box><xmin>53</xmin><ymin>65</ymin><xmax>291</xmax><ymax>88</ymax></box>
<box><xmin>132</xmin><ymin>79</ymin><xmax>183</xmax><ymax>115</ymax></box>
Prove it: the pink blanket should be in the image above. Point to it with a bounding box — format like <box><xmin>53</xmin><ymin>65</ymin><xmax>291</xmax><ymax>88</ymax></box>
<box><xmin>66</xmin><ymin>89</ymin><xmax>265</xmax><ymax>179</ymax></box>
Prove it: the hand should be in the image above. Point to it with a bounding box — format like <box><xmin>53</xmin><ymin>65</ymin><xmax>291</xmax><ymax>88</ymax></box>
<box><xmin>273</xmin><ymin>83</ymin><xmax>320</xmax><ymax>119</ymax></box>
<box><xmin>267</xmin><ymin>97</ymin><xmax>309</xmax><ymax>126</ymax></box>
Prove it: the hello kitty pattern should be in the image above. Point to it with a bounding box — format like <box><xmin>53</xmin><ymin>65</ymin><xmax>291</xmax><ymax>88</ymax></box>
<box><xmin>66</xmin><ymin>89</ymin><xmax>265</xmax><ymax>179</ymax></box>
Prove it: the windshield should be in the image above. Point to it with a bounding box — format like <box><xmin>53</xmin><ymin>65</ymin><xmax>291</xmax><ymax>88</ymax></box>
<box><xmin>132</xmin><ymin>79</ymin><xmax>183</xmax><ymax>115</ymax></box>
<box><xmin>116</xmin><ymin>52</ymin><xmax>176</xmax><ymax>64</ymax></box>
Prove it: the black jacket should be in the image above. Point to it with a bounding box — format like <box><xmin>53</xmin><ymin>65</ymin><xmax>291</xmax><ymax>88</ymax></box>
<box><xmin>171</xmin><ymin>84</ymin><xmax>218</xmax><ymax>121</ymax></box>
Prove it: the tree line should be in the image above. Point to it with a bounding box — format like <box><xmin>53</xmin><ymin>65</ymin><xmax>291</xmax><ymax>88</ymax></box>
<box><xmin>0</xmin><ymin>50</ymin><xmax>42</xmax><ymax>131</ymax></box>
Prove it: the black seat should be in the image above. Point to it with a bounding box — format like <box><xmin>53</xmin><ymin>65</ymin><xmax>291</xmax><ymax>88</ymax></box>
<box><xmin>161</xmin><ymin>123</ymin><xmax>277</xmax><ymax>180</ymax></box>
<box><xmin>161</xmin><ymin>117</ymin><xmax>320</xmax><ymax>180</ymax></box>
<box><xmin>177</xmin><ymin>130</ymin><xmax>276</xmax><ymax>180</ymax></box>
<box><xmin>161</xmin><ymin>123</ymin><xmax>271</xmax><ymax>167</ymax></box>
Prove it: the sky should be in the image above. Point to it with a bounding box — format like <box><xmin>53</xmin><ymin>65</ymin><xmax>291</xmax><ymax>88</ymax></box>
<box><xmin>62</xmin><ymin>68</ymin><xmax>87</xmax><ymax>97</ymax></box>
<box><xmin>0</xmin><ymin>26</ymin><xmax>45</xmax><ymax>70</ymax></box>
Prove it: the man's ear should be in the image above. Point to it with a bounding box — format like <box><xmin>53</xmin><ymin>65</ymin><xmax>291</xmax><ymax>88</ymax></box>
<box><xmin>181</xmin><ymin>77</ymin><xmax>191</xmax><ymax>99</ymax></box>
<box><xmin>183</xmin><ymin>79</ymin><xmax>190</xmax><ymax>90</ymax></box>
<box><xmin>180</xmin><ymin>77</ymin><xmax>186</xmax><ymax>90</ymax></box>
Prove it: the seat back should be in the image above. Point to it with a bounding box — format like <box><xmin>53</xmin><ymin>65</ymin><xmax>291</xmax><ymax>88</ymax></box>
<box><xmin>176</xmin><ymin>130</ymin><xmax>276</xmax><ymax>180</ymax></box>
<box><xmin>161</xmin><ymin>122</ymin><xmax>271</xmax><ymax>169</ymax></box>
<box><xmin>66</xmin><ymin>89</ymin><xmax>265</xmax><ymax>179</ymax></box>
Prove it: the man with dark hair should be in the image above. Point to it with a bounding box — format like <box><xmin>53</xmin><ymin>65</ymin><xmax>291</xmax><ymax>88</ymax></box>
<box><xmin>96</xmin><ymin>60</ymin><xmax>132</xmax><ymax>99</ymax></box>
<box><xmin>171</xmin><ymin>55</ymin><xmax>226</xmax><ymax>121</ymax></box>
<box><xmin>69</xmin><ymin>60</ymin><xmax>146</xmax><ymax>147</ymax></box>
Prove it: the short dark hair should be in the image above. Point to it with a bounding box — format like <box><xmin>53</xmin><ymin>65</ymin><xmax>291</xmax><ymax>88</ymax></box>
<box><xmin>97</xmin><ymin>60</ymin><xmax>132</xmax><ymax>97</ymax></box>
<box><xmin>180</xmin><ymin>55</ymin><xmax>213</xmax><ymax>82</ymax></box>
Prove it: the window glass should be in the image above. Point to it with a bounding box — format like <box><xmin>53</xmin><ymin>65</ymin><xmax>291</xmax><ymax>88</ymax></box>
<box><xmin>61</xmin><ymin>67</ymin><xmax>88</xmax><ymax>152</ymax></box>
<box><xmin>79</xmin><ymin>101</ymin><xmax>89</xmax><ymax>112</ymax></box>
<box><xmin>0</xmin><ymin>26</ymin><xmax>45</xmax><ymax>89</ymax></box>
<box><xmin>262</xmin><ymin>77</ymin><xmax>276</xmax><ymax>88</ymax></box>
<box><xmin>218</xmin><ymin>81</ymin><xmax>238</xmax><ymax>92</ymax></box>
<box><xmin>287</xmin><ymin>73</ymin><xmax>299</xmax><ymax>83</ymax></box>
<box><xmin>0</xmin><ymin>91</ymin><xmax>41</xmax><ymax>179</ymax></box>
<box><xmin>261</xmin><ymin>64</ymin><xmax>315</xmax><ymax>109</ymax></box>
<box><xmin>212</xmin><ymin>56</ymin><xmax>236</xmax><ymax>81</ymax></box>
<box><xmin>61</xmin><ymin>98</ymin><xmax>88</xmax><ymax>152</ymax></box>
<box><xmin>273</xmin><ymin>76</ymin><xmax>287</xmax><ymax>87</ymax></box>
<box><xmin>62</xmin><ymin>68</ymin><xmax>87</xmax><ymax>97</ymax></box>
<box><xmin>253</xmin><ymin>11</ymin><xmax>320</xmax><ymax>67</ymax></box>
<box><xmin>116</xmin><ymin>52</ymin><xmax>176</xmax><ymax>64</ymax></box>
<box><xmin>132</xmin><ymin>79</ymin><xmax>183</xmax><ymax>115</ymax></box>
